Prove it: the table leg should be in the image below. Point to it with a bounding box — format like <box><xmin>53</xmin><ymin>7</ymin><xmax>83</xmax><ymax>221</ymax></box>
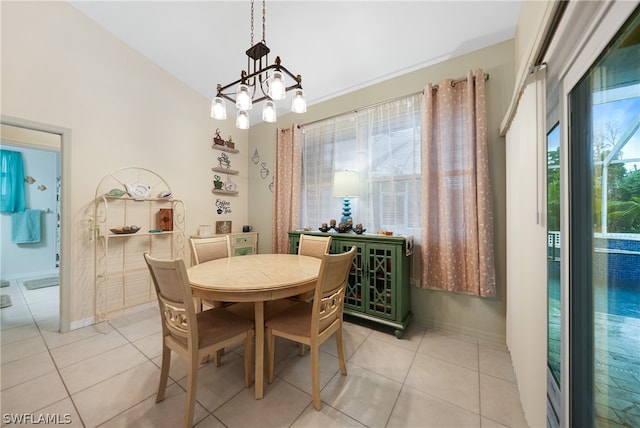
<box><xmin>254</xmin><ymin>300</ymin><xmax>264</xmax><ymax>399</ymax></box>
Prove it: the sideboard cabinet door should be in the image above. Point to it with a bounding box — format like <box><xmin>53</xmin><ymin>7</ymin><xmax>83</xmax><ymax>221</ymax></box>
<box><xmin>288</xmin><ymin>231</ymin><xmax>412</xmax><ymax>338</ymax></box>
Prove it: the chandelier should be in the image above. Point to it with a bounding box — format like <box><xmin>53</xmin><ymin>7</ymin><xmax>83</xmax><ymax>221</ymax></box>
<box><xmin>210</xmin><ymin>0</ymin><xmax>307</xmax><ymax>129</ymax></box>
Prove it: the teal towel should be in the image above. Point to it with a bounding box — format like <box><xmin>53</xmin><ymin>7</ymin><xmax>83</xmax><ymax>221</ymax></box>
<box><xmin>11</xmin><ymin>209</ymin><xmax>41</xmax><ymax>244</ymax></box>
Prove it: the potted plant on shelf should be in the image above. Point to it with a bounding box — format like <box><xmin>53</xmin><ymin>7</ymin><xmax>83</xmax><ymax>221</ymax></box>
<box><xmin>213</xmin><ymin>175</ymin><xmax>224</xmax><ymax>190</ymax></box>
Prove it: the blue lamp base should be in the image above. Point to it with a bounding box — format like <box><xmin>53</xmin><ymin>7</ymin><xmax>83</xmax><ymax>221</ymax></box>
<box><xmin>340</xmin><ymin>197</ymin><xmax>353</xmax><ymax>227</ymax></box>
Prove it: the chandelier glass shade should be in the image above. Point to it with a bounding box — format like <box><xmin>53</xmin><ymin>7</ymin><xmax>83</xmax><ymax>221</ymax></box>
<box><xmin>210</xmin><ymin>0</ymin><xmax>306</xmax><ymax>128</ymax></box>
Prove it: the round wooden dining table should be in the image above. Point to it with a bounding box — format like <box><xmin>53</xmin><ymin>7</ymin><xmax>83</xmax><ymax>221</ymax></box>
<box><xmin>188</xmin><ymin>253</ymin><xmax>321</xmax><ymax>399</ymax></box>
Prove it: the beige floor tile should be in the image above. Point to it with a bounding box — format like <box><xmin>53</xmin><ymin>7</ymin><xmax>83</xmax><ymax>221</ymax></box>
<box><xmin>292</xmin><ymin>403</ymin><xmax>367</xmax><ymax>427</ymax></box>
<box><xmin>479</xmin><ymin>345</ymin><xmax>517</xmax><ymax>383</ymax></box>
<box><xmin>99</xmin><ymin>383</ymin><xmax>210</xmax><ymax>428</ymax></box>
<box><xmin>72</xmin><ymin>361</ymin><xmax>160</xmax><ymax>428</ymax></box>
<box><xmin>50</xmin><ymin>328</ymin><xmax>127</xmax><ymax>368</ymax></box>
<box><xmin>405</xmin><ymin>353</ymin><xmax>480</xmax><ymax>413</ymax></box>
<box><xmin>21</xmin><ymin>285</ymin><xmax>59</xmax><ymax>305</ymax></box>
<box><xmin>0</xmin><ymin>303</ymin><xmax>34</xmax><ymax>330</ymax></box>
<box><xmin>0</xmin><ymin>334</ymin><xmax>48</xmax><ymax>364</ymax></box>
<box><xmin>369</xmin><ymin>321</ymin><xmax>426</xmax><ymax>352</ymax></box>
<box><xmin>1</xmin><ymin>351</ymin><xmax>57</xmax><ymax>390</ymax></box>
<box><xmin>322</xmin><ymin>363</ymin><xmax>402</xmax><ymax>428</ymax></box>
<box><xmin>35</xmin><ymin>315</ymin><xmax>60</xmax><ymax>334</ymax></box>
<box><xmin>0</xmin><ymin>322</ymin><xmax>40</xmax><ymax>345</ymax></box>
<box><xmin>192</xmin><ymin>415</ymin><xmax>227</xmax><ymax>428</ymax></box>
<box><xmin>388</xmin><ymin>385</ymin><xmax>481</xmax><ymax>428</ymax></box>
<box><xmin>176</xmin><ymin>355</ymin><xmax>250</xmax><ymax>412</ymax></box>
<box><xmin>59</xmin><ymin>343</ymin><xmax>148</xmax><ymax>394</ymax></box>
<box><xmin>107</xmin><ymin>306</ymin><xmax>158</xmax><ymax>330</ymax></box>
<box><xmin>131</xmin><ymin>330</ymin><xmax>163</xmax><ymax>359</ymax></box>
<box><xmin>113</xmin><ymin>316</ymin><xmax>162</xmax><ymax>343</ymax></box>
<box><xmin>152</xmin><ymin>350</ymin><xmax>230</xmax><ymax>385</ymax></box>
<box><xmin>9</xmin><ymin>397</ymin><xmax>84</xmax><ymax>428</ymax></box>
<box><xmin>42</xmin><ymin>323</ymin><xmax>113</xmax><ymax>349</ymax></box>
<box><xmin>479</xmin><ymin>373</ymin><xmax>528</xmax><ymax>427</ymax></box>
<box><xmin>0</xmin><ymin>371</ymin><xmax>69</xmax><ymax>415</ymax></box>
<box><xmin>214</xmin><ymin>378</ymin><xmax>311</xmax><ymax>427</ymax></box>
<box><xmin>273</xmin><ymin>347</ymin><xmax>341</xmax><ymax>395</ymax></box>
<box><xmin>418</xmin><ymin>333</ymin><xmax>479</xmax><ymax>370</ymax></box>
<box><xmin>342</xmin><ymin>319</ymin><xmax>375</xmax><ymax>338</ymax></box>
<box><xmin>320</xmin><ymin>326</ymin><xmax>369</xmax><ymax>360</ymax></box>
<box><xmin>480</xmin><ymin>416</ymin><xmax>511</xmax><ymax>427</ymax></box>
<box><xmin>348</xmin><ymin>336</ymin><xmax>415</xmax><ymax>383</ymax></box>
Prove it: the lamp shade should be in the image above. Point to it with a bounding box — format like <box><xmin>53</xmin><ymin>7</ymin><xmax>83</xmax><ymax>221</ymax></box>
<box><xmin>262</xmin><ymin>100</ymin><xmax>277</xmax><ymax>123</ymax></box>
<box><xmin>333</xmin><ymin>170</ymin><xmax>360</xmax><ymax>197</ymax></box>
<box><xmin>236</xmin><ymin>110</ymin><xmax>250</xmax><ymax>130</ymax></box>
<box><xmin>211</xmin><ymin>97</ymin><xmax>227</xmax><ymax>120</ymax></box>
<box><xmin>291</xmin><ymin>88</ymin><xmax>307</xmax><ymax>113</ymax></box>
<box><xmin>268</xmin><ymin>71</ymin><xmax>286</xmax><ymax>100</ymax></box>
<box><xmin>235</xmin><ymin>84</ymin><xmax>253</xmax><ymax>110</ymax></box>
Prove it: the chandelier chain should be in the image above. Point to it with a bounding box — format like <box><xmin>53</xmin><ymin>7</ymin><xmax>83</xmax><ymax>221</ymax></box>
<box><xmin>262</xmin><ymin>0</ymin><xmax>266</xmax><ymax>42</ymax></box>
<box><xmin>250</xmin><ymin>0</ymin><xmax>254</xmax><ymax>45</ymax></box>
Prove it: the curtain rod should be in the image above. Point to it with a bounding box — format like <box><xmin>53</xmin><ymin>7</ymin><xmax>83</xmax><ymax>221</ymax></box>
<box><xmin>298</xmin><ymin>72</ymin><xmax>489</xmax><ymax>129</ymax></box>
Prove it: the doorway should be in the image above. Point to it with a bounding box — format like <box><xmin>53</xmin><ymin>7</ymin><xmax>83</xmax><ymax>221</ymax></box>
<box><xmin>1</xmin><ymin>116</ymin><xmax>72</xmax><ymax>332</ymax></box>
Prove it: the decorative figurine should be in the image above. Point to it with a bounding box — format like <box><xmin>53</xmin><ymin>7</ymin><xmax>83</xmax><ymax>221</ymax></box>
<box><xmin>226</xmin><ymin>136</ymin><xmax>235</xmax><ymax>149</ymax></box>
<box><xmin>213</xmin><ymin>128</ymin><xmax>225</xmax><ymax>146</ymax></box>
<box><xmin>218</xmin><ymin>152</ymin><xmax>231</xmax><ymax>169</ymax></box>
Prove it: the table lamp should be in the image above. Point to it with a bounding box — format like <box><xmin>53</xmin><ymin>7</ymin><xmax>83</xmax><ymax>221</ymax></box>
<box><xmin>333</xmin><ymin>170</ymin><xmax>360</xmax><ymax>227</ymax></box>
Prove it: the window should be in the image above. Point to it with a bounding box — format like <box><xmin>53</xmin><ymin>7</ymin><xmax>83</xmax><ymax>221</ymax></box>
<box><xmin>300</xmin><ymin>94</ymin><xmax>421</xmax><ymax>236</ymax></box>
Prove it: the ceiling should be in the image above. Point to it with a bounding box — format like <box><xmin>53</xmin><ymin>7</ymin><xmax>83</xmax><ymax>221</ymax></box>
<box><xmin>69</xmin><ymin>1</ymin><xmax>521</xmax><ymax>121</ymax></box>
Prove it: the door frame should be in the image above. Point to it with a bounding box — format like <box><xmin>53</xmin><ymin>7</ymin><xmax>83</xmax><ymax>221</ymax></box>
<box><xmin>548</xmin><ymin>1</ymin><xmax>639</xmax><ymax>425</ymax></box>
<box><xmin>1</xmin><ymin>115</ymin><xmax>72</xmax><ymax>332</ymax></box>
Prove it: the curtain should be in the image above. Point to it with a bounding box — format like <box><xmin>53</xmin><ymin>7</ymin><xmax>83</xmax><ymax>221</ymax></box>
<box><xmin>0</xmin><ymin>149</ymin><xmax>26</xmax><ymax>213</ymax></box>
<box><xmin>272</xmin><ymin>125</ymin><xmax>302</xmax><ymax>253</ymax></box>
<box><xmin>420</xmin><ymin>69</ymin><xmax>496</xmax><ymax>297</ymax></box>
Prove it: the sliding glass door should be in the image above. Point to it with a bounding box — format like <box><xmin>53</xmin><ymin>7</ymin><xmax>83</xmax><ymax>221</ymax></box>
<box><xmin>568</xmin><ymin>8</ymin><xmax>639</xmax><ymax>427</ymax></box>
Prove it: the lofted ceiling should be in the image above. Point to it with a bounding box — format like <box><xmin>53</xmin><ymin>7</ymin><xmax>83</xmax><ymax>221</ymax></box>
<box><xmin>69</xmin><ymin>1</ymin><xmax>521</xmax><ymax>121</ymax></box>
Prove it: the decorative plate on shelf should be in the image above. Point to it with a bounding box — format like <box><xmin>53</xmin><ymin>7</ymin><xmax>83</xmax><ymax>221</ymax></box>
<box><xmin>125</xmin><ymin>183</ymin><xmax>151</xmax><ymax>199</ymax></box>
<box><xmin>110</xmin><ymin>225</ymin><xmax>141</xmax><ymax>234</ymax></box>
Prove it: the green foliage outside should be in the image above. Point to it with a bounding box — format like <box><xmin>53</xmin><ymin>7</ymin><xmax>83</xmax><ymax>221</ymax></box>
<box><xmin>547</xmin><ymin>121</ymin><xmax>640</xmax><ymax>234</ymax></box>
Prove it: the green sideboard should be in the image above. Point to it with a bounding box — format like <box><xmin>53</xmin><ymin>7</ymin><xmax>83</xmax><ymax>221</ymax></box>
<box><xmin>288</xmin><ymin>231</ymin><xmax>413</xmax><ymax>338</ymax></box>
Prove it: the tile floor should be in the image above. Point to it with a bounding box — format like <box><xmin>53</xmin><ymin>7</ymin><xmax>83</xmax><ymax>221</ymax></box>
<box><xmin>1</xmin><ymin>277</ymin><xmax>528</xmax><ymax>427</ymax></box>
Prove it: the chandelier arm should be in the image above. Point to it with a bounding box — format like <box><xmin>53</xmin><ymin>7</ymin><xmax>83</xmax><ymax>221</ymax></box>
<box><xmin>216</xmin><ymin>62</ymin><xmax>302</xmax><ymax>97</ymax></box>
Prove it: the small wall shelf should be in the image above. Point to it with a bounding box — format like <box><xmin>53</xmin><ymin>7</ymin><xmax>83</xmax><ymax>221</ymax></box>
<box><xmin>211</xmin><ymin>189</ymin><xmax>239</xmax><ymax>195</ymax></box>
<box><xmin>211</xmin><ymin>167</ymin><xmax>239</xmax><ymax>175</ymax></box>
<box><xmin>212</xmin><ymin>145</ymin><xmax>239</xmax><ymax>154</ymax></box>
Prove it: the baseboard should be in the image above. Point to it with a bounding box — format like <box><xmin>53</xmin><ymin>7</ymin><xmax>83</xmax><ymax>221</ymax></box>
<box><xmin>422</xmin><ymin>318</ymin><xmax>506</xmax><ymax>345</ymax></box>
<box><xmin>70</xmin><ymin>316</ymin><xmax>95</xmax><ymax>331</ymax></box>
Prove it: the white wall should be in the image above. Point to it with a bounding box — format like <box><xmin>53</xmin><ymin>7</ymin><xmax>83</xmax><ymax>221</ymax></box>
<box><xmin>0</xmin><ymin>143</ymin><xmax>60</xmax><ymax>277</ymax></box>
<box><xmin>1</xmin><ymin>2</ymin><xmax>249</xmax><ymax>327</ymax></box>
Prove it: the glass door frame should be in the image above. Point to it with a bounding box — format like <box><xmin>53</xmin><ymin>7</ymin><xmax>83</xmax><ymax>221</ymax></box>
<box><xmin>553</xmin><ymin>2</ymin><xmax>639</xmax><ymax>426</ymax></box>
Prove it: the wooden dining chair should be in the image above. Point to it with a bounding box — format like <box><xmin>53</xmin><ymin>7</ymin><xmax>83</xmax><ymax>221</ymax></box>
<box><xmin>189</xmin><ymin>235</ymin><xmax>235</xmax><ymax>310</ymax></box>
<box><xmin>295</xmin><ymin>234</ymin><xmax>332</xmax><ymax>302</ymax></box>
<box><xmin>265</xmin><ymin>246</ymin><xmax>356</xmax><ymax>410</ymax></box>
<box><xmin>189</xmin><ymin>236</ymin><xmax>253</xmax><ymax>364</ymax></box>
<box><xmin>144</xmin><ymin>252</ymin><xmax>254</xmax><ymax>428</ymax></box>
<box><xmin>189</xmin><ymin>236</ymin><xmax>231</xmax><ymax>266</ymax></box>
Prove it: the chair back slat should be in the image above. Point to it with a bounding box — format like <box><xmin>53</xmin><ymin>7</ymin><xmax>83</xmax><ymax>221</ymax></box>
<box><xmin>312</xmin><ymin>247</ymin><xmax>355</xmax><ymax>334</ymax></box>
<box><xmin>144</xmin><ymin>253</ymin><xmax>197</xmax><ymax>343</ymax></box>
<box><xmin>190</xmin><ymin>236</ymin><xmax>231</xmax><ymax>265</ymax></box>
<box><xmin>299</xmin><ymin>234</ymin><xmax>332</xmax><ymax>259</ymax></box>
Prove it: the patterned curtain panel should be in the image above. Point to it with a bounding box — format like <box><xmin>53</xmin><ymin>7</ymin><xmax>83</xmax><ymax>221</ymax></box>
<box><xmin>420</xmin><ymin>69</ymin><xmax>497</xmax><ymax>297</ymax></box>
<box><xmin>271</xmin><ymin>125</ymin><xmax>302</xmax><ymax>254</ymax></box>
<box><xmin>0</xmin><ymin>149</ymin><xmax>26</xmax><ymax>213</ymax></box>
